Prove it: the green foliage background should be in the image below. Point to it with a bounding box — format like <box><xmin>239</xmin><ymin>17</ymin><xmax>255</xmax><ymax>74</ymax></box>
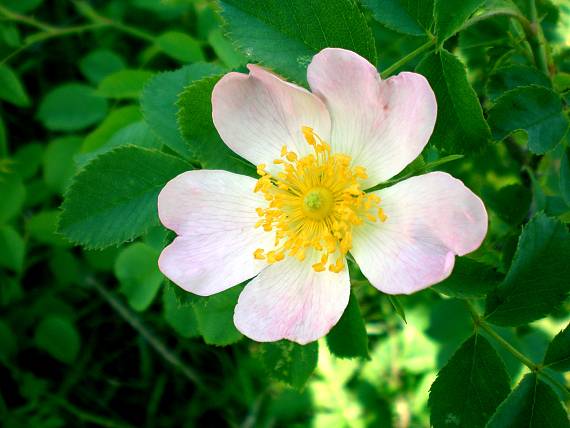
<box><xmin>0</xmin><ymin>0</ymin><xmax>569</xmax><ymax>427</ymax></box>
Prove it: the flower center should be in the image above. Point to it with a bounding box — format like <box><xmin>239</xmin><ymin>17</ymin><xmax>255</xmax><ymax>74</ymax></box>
<box><xmin>252</xmin><ymin>126</ymin><xmax>387</xmax><ymax>273</ymax></box>
<box><xmin>302</xmin><ymin>187</ymin><xmax>333</xmax><ymax>219</ymax></box>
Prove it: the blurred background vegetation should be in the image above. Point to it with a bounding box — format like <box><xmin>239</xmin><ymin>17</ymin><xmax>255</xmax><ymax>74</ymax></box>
<box><xmin>0</xmin><ymin>0</ymin><xmax>569</xmax><ymax>427</ymax></box>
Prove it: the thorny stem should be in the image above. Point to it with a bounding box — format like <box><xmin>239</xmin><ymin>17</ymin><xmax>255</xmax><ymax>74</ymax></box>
<box><xmin>526</xmin><ymin>0</ymin><xmax>550</xmax><ymax>75</ymax></box>
<box><xmin>86</xmin><ymin>277</ymin><xmax>206</xmax><ymax>391</ymax></box>
<box><xmin>465</xmin><ymin>300</ymin><xmax>569</xmax><ymax>398</ymax></box>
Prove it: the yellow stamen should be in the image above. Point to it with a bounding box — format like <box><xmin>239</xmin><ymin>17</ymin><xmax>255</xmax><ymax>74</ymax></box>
<box><xmin>253</xmin><ymin>126</ymin><xmax>387</xmax><ymax>273</ymax></box>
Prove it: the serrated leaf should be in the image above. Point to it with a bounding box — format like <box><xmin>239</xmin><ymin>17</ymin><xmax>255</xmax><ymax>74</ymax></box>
<box><xmin>485</xmin><ymin>213</ymin><xmax>570</xmax><ymax>326</ymax></box>
<box><xmin>387</xmin><ymin>295</ymin><xmax>407</xmax><ymax>323</ymax></box>
<box><xmin>97</xmin><ymin>70</ymin><xmax>154</xmax><ymax>99</ymax></box>
<box><xmin>488</xmin><ymin>86</ymin><xmax>568</xmax><ymax>154</ymax></box>
<box><xmin>260</xmin><ymin>340</ymin><xmax>318</xmax><ymax>389</ymax></box>
<box><xmin>486</xmin><ymin>65</ymin><xmax>551</xmax><ymax>102</ymax></box>
<box><xmin>193</xmin><ymin>286</ymin><xmax>243</xmax><ymax>346</ymax></box>
<box><xmin>79</xmin><ymin>49</ymin><xmax>126</xmax><ymax>85</ymax></box>
<box><xmin>434</xmin><ymin>0</ymin><xmax>486</xmax><ymax>47</ymax></box>
<box><xmin>543</xmin><ymin>323</ymin><xmax>570</xmax><ymax>371</ymax></box>
<box><xmin>37</xmin><ymin>83</ymin><xmax>108</xmax><ymax>131</ymax></box>
<box><xmin>429</xmin><ymin>333</ymin><xmax>511</xmax><ymax>428</ymax></box>
<box><xmin>140</xmin><ymin>63</ymin><xmax>224</xmax><ymax>158</ymax></box>
<box><xmin>58</xmin><ymin>146</ymin><xmax>190</xmax><ymax>249</ymax></box>
<box><xmin>218</xmin><ymin>0</ymin><xmax>377</xmax><ymax>85</ymax></box>
<box><xmin>326</xmin><ymin>291</ymin><xmax>369</xmax><ymax>359</ymax></box>
<box><xmin>433</xmin><ymin>258</ymin><xmax>501</xmax><ymax>298</ymax></box>
<box><xmin>361</xmin><ymin>0</ymin><xmax>434</xmax><ymax>36</ymax></box>
<box><xmin>486</xmin><ymin>373</ymin><xmax>570</xmax><ymax>428</ymax></box>
<box><xmin>416</xmin><ymin>50</ymin><xmax>490</xmax><ymax>154</ymax></box>
<box><xmin>115</xmin><ymin>243</ymin><xmax>163</xmax><ymax>312</ymax></box>
<box><xmin>0</xmin><ymin>64</ymin><xmax>30</xmax><ymax>107</ymax></box>
<box><xmin>177</xmin><ymin>74</ymin><xmax>256</xmax><ymax>176</ymax></box>
<box><xmin>208</xmin><ymin>29</ymin><xmax>247</xmax><ymax>69</ymax></box>
<box><xmin>157</xmin><ymin>31</ymin><xmax>205</xmax><ymax>63</ymax></box>
<box><xmin>34</xmin><ymin>316</ymin><xmax>81</xmax><ymax>364</ymax></box>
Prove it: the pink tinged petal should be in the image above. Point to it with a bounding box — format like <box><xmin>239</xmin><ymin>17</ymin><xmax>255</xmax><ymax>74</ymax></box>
<box><xmin>212</xmin><ymin>64</ymin><xmax>331</xmax><ymax>172</ymax></box>
<box><xmin>307</xmin><ymin>48</ymin><xmax>437</xmax><ymax>187</ymax></box>
<box><xmin>233</xmin><ymin>254</ymin><xmax>350</xmax><ymax>345</ymax></box>
<box><xmin>351</xmin><ymin>172</ymin><xmax>488</xmax><ymax>295</ymax></box>
<box><xmin>158</xmin><ymin>170</ymin><xmax>273</xmax><ymax>296</ymax></box>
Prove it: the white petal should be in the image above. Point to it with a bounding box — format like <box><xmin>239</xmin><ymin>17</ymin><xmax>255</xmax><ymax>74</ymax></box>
<box><xmin>158</xmin><ymin>170</ymin><xmax>273</xmax><ymax>295</ymax></box>
<box><xmin>234</xmin><ymin>254</ymin><xmax>350</xmax><ymax>344</ymax></box>
<box><xmin>212</xmin><ymin>64</ymin><xmax>331</xmax><ymax>172</ymax></box>
<box><xmin>351</xmin><ymin>172</ymin><xmax>488</xmax><ymax>294</ymax></box>
<box><xmin>307</xmin><ymin>48</ymin><xmax>437</xmax><ymax>187</ymax></box>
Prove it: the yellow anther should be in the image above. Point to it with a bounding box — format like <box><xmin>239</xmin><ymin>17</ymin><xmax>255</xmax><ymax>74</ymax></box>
<box><xmin>378</xmin><ymin>208</ymin><xmax>388</xmax><ymax>222</ymax></box>
<box><xmin>251</xmin><ymin>125</ymin><xmax>385</xmax><ymax>273</ymax></box>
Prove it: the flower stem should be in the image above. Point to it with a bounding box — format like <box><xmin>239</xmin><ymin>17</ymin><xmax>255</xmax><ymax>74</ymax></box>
<box><xmin>381</xmin><ymin>39</ymin><xmax>435</xmax><ymax>78</ymax></box>
<box><xmin>526</xmin><ymin>0</ymin><xmax>550</xmax><ymax>75</ymax></box>
<box><xmin>86</xmin><ymin>277</ymin><xmax>206</xmax><ymax>390</ymax></box>
<box><xmin>465</xmin><ymin>300</ymin><xmax>569</xmax><ymax>398</ymax></box>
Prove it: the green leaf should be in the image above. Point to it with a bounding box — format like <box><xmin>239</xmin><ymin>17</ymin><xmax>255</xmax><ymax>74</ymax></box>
<box><xmin>434</xmin><ymin>0</ymin><xmax>485</xmax><ymax>47</ymax></box>
<box><xmin>361</xmin><ymin>0</ymin><xmax>434</xmax><ymax>36</ymax></box>
<box><xmin>43</xmin><ymin>136</ymin><xmax>82</xmax><ymax>195</ymax></box>
<box><xmin>0</xmin><ymin>225</ymin><xmax>25</xmax><ymax>272</ymax></box>
<box><xmin>260</xmin><ymin>340</ymin><xmax>318</xmax><ymax>389</ymax></box>
<box><xmin>97</xmin><ymin>70</ymin><xmax>154</xmax><ymax>99</ymax></box>
<box><xmin>81</xmin><ymin>105</ymin><xmax>141</xmax><ymax>153</ymax></box>
<box><xmin>0</xmin><ymin>175</ymin><xmax>25</xmax><ymax>224</ymax></box>
<box><xmin>140</xmin><ymin>63</ymin><xmax>224</xmax><ymax>158</ymax></box>
<box><xmin>37</xmin><ymin>83</ymin><xmax>108</xmax><ymax>131</ymax></box>
<box><xmin>58</xmin><ymin>146</ymin><xmax>190</xmax><ymax>249</ymax></box>
<box><xmin>433</xmin><ymin>258</ymin><xmax>501</xmax><ymax>298</ymax></box>
<box><xmin>543</xmin><ymin>323</ymin><xmax>570</xmax><ymax>371</ymax></box>
<box><xmin>484</xmin><ymin>183</ymin><xmax>531</xmax><ymax>225</ymax></box>
<box><xmin>416</xmin><ymin>50</ymin><xmax>490</xmax><ymax>154</ymax></box>
<box><xmin>208</xmin><ymin>29</ymin><xmax>247</xmax><ymax>69</ymax></box>
<box><xmin>13</xmin><ymin>143</ymin><xmax>44</xmax><ymax>181</ymax></box>
<box><xmin>326</xmin><ymin>291</ymin><xmax>369</xmax><ymax>359</ymax></box>
<box><xmin>560</xmin><ymin>148</ymin><xmax>570</xmax><ymax>207</ymax></box>
<box><xmin>2</xmin><ymin>0</ymin><xmax>43</xmax><ymax>13</ymax></box>
<box><xmin>387</xmin><ymin>294</ymin><xmax>407</xmax><ymax>323</ymax></box>
<box><xmin>218</xmin><ymin>0</ymin><xmax>377</xmax><ymax>84</ymax></box>
<box><xmin>162</xmin><ymin>285</ymin><xmax>200</xmax><ymax>338</ymax></box>
<box><xmin>0</xmin><ymin>64</ymin><xmax>30</xmax><ymax>107</ymax></box>
<box><xmin>76</xmin><ymin>121</ymin><xmax>161</xmax><ymax>167</ymax></box>
<box><xmin>156</xmin><ymin>31</ymin><xmax>205</xmax><ymax>63</ymax></box>
<box><xmin>487</xmin><ymin>86</ymin><xmax>569</xmax><ymax>154</ymax></box>
<box><xmin>178</xmin><ymin>74</ymin><xmax>256</xmax><ymax>175</ymax></box>
<box><xmin>429</xmin><ymin>333</ymin><xmax>511</xmax><ymax>428</ymax></box>
<box><xmin>34</xmin><ymin>315</ymin><xmax>81</xmax><ymax>364</ymax></box>
<box><xmin>27</xmin><ymin>210</ymin><xmax>70</xmax><ymax>247</ymax></box>
<box><xmin>79</xmin><ymin>49</ymin><xmax>126</xmax><ymax>84</ymax></box>
<box><xmin>485</xmin><ymin>213</ymin><xmax>570</xmax><ymax>326</ymax></box>
<box><xmin>486</xmin><ymin>373</ymin><xmax>570</xmax><ymax>428</ymax></box>
<box><xmin>115</xmin><ymin>242</ymin><xmax>163</xmax><ymax>311</ymax></box>
<box><xmin>486</xmin><ymin>65</ymin><xmax>551</xmax><ymax>102</ymax></box>
<box><xmin>193</xmin><ymin>286</ymin><xmax>243</xmax><ymax>346</ymax></box>
<box><xmin>0</xmin><ymin>320</ymin><xmax>17</xmax><ymax>361</ymax></box>
<box><xmin>0</xmin><ymin>114</ymin><xmax>6</xmax><ymax>158</ymax></box>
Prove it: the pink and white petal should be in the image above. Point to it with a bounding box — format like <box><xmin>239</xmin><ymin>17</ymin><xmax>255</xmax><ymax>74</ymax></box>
<box><xmin>307</xmin><ymin>48</ymin><xmax>437</xmax><ymax>188</ymax></box>
<box><xmin>158</xmin><ymin>169</ymin><xmax>273</xmax><ymax>296</ymax></box>
<box><xmin>234</xmin><ymin>254</ymin><xmax>350</xmax><ymax>345</ymax></box>
<box><xmin>351</xmin><ymin>172</ymin><xmax>487</xmax><ymax>295</ymax></box>
<box><xmin>159</xmin><ymin>231</ymin><xmax>270</xmax><ymax>296</ymax></box>
<box><xmin>158</xmin><ymin>169</ymin><xmax>264</xmax><ymax>236</ymax></box>
<box><xmin>212</xmin><ymin>64</ymin><xmax>331</xmax><ymax>171</ymax></box>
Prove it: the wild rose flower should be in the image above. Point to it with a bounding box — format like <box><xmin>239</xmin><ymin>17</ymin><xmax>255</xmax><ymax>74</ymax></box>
<box><xmin>158</xmin><ymin>48</ymin><xmax>487</xmax><ymax>345</ymax></box>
